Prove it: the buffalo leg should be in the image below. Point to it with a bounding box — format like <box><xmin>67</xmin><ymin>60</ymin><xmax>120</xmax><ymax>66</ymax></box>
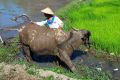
<box><xmin>54</xmin><ymin>56</ymin><xmax>60</xmax><ymax>65</ymax></box>
<box><xmin>23</xmin><ymin>45</ymin><xmax>32</xmax><ymax>62</ymax></box>
<box><xmin>57</xmin><ymin>50</ymin><xmax>77</xmax><ymax>72</ymax></box>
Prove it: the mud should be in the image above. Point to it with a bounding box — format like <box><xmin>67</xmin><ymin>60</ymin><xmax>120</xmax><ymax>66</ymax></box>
<box><xmin>73</xmin><ymin>50</ymin><xmax>120</xmax><ymax>80</ymax></box>
<box><xmin>18</xmin><ymin>48</ymin><xmax>120</xmax><ymax>80</ymax></box>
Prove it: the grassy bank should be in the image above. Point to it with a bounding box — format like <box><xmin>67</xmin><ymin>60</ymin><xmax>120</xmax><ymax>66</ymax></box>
<box><xmin>14</xmin><ymin>59</ymin><xmax>111</xmax><ymax>80</ymax></box>
<box><xmin>57</xmin><ymin>0</ymin><xmax>120</xmax><ymax>55</ymax></box>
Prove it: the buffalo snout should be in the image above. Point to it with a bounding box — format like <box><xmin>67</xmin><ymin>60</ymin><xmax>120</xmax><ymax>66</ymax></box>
<box><xmin>80</xmin><ymin>30</ymin><xmax>91</xmax><ymax>48</ymax></box>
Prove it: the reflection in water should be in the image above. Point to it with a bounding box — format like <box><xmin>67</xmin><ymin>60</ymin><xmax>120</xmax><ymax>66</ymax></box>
<box><xmin>0</xmin><ymin>0</ymin><xmax>24</xmax><ymax>27</ymax></box>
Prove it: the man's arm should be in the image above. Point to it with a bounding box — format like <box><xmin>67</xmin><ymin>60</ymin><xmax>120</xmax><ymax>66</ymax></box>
<box><xmin>56</xmin><ymin>16</ymin><xmax>64</xmax><ymax>30</ymax></box>
<box><xmin>34</xmin><ymin>20</ymin><xmax>47</xmax><ymax>26</ymax></box>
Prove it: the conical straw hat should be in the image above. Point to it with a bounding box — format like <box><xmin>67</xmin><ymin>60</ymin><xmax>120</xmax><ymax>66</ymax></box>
<box><xmin>41</xmin><ymin>7</ymin><xmax>54</xmax><ymax>15</ymax></box>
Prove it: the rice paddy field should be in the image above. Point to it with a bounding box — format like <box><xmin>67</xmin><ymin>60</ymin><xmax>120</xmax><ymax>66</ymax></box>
<box><xmin>57</xmin><ymin>0</ymin><xmax>120</xmax><ymax>55</ymax></box>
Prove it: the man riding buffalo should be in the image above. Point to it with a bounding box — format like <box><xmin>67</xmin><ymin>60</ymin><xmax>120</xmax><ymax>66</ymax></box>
<box><xmin>35</xmin><ymin>7</ymin><xmax>63</xmax><ymax>30</ymax></box>
<box><xmin>10</xmin><ymin>10</ymin><xmax>91</xmax><ymax>72</ymax></box>
<box><xmin>34</xmin><ymin>7</ymin><xmax>69</xmax><ymax>44</ymax></box>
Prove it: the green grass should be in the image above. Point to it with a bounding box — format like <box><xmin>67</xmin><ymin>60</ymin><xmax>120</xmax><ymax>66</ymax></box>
<box><xmin>0</xmin><ymin>37</ymin><xmax>19</xmax><ymax>62</ymax></box>
<box><xmin>57</xmin><ymin>0</ymin><xmax>120</xmax><ymax>55</ymax></box>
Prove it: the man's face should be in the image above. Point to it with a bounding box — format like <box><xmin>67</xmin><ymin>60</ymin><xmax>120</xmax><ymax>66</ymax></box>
<box><xmin>43</xmin><ymin>13</ymin><xmax>52</xmax><ymax>18</ymax></box>
<box><xmin>44</xmin><ymin>13</ymin><xmax>48</xmax><ymax>17</ymax></box>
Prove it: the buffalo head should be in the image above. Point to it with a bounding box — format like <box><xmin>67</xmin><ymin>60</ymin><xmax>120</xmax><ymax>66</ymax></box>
<box><xmin>72</xmin><ymin>28</ymin><xmax>91</xmax><ymax>48</ymax></box>
<box><xmin>80</xmin><ymin>29</ymin><xmax>91</xmax><ymax>48</ymax></box>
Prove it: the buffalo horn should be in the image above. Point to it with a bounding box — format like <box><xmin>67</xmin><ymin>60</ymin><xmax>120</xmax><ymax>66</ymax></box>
<box><xmin>72</xmin><ymin>27</ymin><xmax>79</xmax><ymax>31</ymax></box>
<box><xmin>11</xmin><ymin>14</ymin><xmax>32</xmax><ymax>22</ymax></box>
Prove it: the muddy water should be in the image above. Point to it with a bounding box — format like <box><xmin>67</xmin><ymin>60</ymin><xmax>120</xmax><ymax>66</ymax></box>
<box><xmin>72</xmin><ymin>50</ymin><xmax>120</xmax><ymax>80</ymax></box>
<box><xmin>18</xmin><ymin>42</ymin><xmax>119</xmax><ymax>78</ymax></box>
<box><xmin>18</xmin><ymin>49</ymin><xmax>120</xmax><ymax>80</ymax></box>
<box><xmin>0</xmin><ymin>0</ymin><xmax>70</xmax><ymax>39</ymax></box>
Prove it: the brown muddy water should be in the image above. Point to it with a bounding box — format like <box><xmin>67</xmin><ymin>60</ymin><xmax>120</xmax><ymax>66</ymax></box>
<box><xmin>0</xmin><ymin>0</ymin><xmax>120</xmax><ymax>80</ymax></box>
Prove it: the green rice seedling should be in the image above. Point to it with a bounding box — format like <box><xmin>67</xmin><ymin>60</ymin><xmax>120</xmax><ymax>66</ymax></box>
<box><xmin>57</xmin><ymin>0</ymin><xmax>120</xmax><ymax>55</ymax></box>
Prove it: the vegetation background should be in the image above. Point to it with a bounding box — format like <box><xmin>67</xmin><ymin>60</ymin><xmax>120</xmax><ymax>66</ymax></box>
<box><xmin>57</xmin><ymin>0</ymin><xmax>120</xmax><ymax>55</ymax></box>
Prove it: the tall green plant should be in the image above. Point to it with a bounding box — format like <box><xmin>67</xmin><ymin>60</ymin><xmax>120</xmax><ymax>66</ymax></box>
<box><xmin>57</xmin><ymin>0</ymin><xmax>120</xmax><ymax>55</ymax></box>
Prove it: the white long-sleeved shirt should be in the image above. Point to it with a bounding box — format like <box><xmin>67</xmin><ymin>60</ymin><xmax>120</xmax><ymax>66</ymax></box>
<box><xmin>35</xmin><ymin>16</ymin><xmax>63</xmax><ymax>29</ymax></box>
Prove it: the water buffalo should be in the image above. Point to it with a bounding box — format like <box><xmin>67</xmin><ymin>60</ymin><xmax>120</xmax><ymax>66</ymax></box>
<box><xmin>13</xmin><ymin>15</ymin><xmax>91</xmax><ymax>72</ymax></box>
<box><xmin>79</xmin><ymin>29</ymin><xmax>91</xmax><ymax>48</ymax></box>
